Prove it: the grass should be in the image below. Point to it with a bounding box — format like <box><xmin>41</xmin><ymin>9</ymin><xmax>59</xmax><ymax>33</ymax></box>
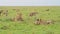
<box><xmin>0</xmin><ymin>6</ymin><xmax>60</xmax><ymax>34</ymax></box>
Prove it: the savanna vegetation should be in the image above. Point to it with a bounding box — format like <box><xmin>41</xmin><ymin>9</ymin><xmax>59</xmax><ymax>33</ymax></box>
<box><xmin>0</xmin><ymin>6</ymin><xmax>60</xmax><ymax>34</ymax></box>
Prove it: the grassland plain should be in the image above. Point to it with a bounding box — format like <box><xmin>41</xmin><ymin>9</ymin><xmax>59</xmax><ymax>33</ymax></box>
<box><xmin>0</xmin><ymin>6</ymin><xmax>60</xmax><ymax>34</ymax></box>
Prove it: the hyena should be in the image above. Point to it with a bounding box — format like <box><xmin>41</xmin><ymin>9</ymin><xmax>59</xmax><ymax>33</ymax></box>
<box><xmin>3</xmin><ymin>10</ymin><xmax>8</xmax><ymax>16</ymax></box>
<box><xmin>0</xmin><ymin>10</ymin><xmax>3</xmax><ymax>16</ymax></box>
<box><xmin>11</xmin><ymin>13</ymin><xmax>24</xmax><ymax>21</ymax></box>
<box><xmin>34</xmin><ymin>19</ymin><xmax>54</xmax><ymax>25</ymax></box>
<box><xmin>29</xmin><ymin>12</ymin><xmax>38</xmax><ymax>16</ymax></box>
